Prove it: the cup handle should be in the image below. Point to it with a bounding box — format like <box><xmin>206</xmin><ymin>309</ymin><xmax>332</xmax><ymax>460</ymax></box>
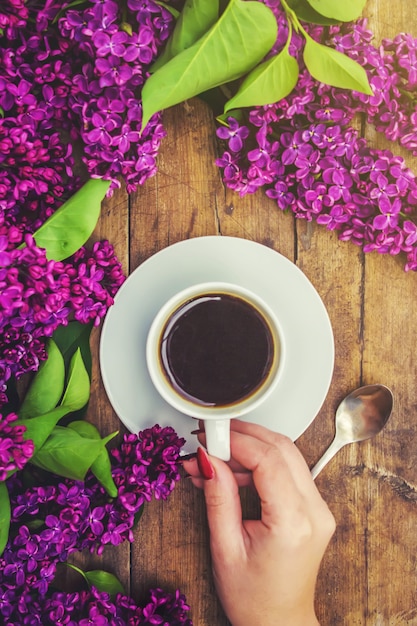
<box><xmin>204</xmin><ymin>419</ymin><xmax>231</xmax><ymax>461</ymax></box>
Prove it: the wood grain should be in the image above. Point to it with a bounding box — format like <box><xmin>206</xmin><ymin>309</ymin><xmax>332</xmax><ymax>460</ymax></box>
<box><xmin>83</xmin><ymin>2</ymin><xmax>417</xmax><ymax>624</ymax></box>
<box><xmin>129</xmin><ymin>100</ymin><xmax>227</xmax><ymax>625</ymax></box>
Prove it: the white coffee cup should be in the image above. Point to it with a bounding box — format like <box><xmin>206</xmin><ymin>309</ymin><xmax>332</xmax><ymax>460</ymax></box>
<box><xmin>146</xmin><ymin>282</ymin><xmax>285</xmax><ymax>461</ymax></box>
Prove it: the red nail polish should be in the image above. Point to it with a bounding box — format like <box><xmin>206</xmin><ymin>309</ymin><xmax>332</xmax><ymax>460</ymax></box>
<box><xmin>197</xmin><ymin>447</ymin><xmax>215</xmax><ymax>480</ymax></box>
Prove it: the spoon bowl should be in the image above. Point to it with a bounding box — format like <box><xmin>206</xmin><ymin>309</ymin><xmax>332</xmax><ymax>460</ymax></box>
<box><xmin>311</xmin><ymin>384</ymin><xmax>393</xmax><ymax>479</ymax></box>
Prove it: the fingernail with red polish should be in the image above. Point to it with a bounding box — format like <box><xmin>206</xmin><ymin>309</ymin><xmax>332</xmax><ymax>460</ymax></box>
<box><xmin>197</xmin><ymin>447</ymin><xmax>215</xmax><ymax>480</ymax></box>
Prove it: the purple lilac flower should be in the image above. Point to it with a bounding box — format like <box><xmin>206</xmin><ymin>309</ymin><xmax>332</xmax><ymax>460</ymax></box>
<box><xmin>0</xmin><ymin>232</ymin><xmax>125</xmax><ymax>404</ymax></box>
<box><xmin>111</xmin><ymin>425</ymin><xmax>185</xmax><ymax>515</ymax></box>
<box><xmin>215</xmin><ymin>1</ymin><xmax>417</xmax><ymax>272</ymax></box>
<box><xmin>0</xmin><ymin>412</ymin><xmax>33</xmax><ymax>479</ymax></box>
<box><xmin>57</xmin><ymin>0</ymin><xmax>175</xmax><ymax>191</ymax></box>
<box><xmin>0</xmin><ymin>0</ymin><xmax>176</xmax><ymax>209</ymax></box>
<box><xmin>217</xmin><ymin>117</ymin><xmax>250</xmax><ymax>152</ymax></box>
<box><xmin>38</xmin><ymin>586</ymin><xmax>193</xmax><ymax>625</ymax></box>
<box><xmin>1</xmin><ymin>425</ymin><xmax>187</xmax><ymax>624</ymax></box>
<box><xmin>217</xmin><ymin>110</ymin><xmax>417</xmax><ymax>270</ymax></box>
<box><xmin>0</xmin><ymin>0</ymin><xmax>28</xmax><ymax>37</ymax></box>
<box><xmin>0</xmin><ymin>118</ymin><xmax>78</xmax><ymax>232</ymax></box>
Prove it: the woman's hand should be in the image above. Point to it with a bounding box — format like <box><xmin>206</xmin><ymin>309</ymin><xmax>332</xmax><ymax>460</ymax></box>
<box><xmin>183</xmin><ymin>420</ymin><xmax>335</xmax><ymax>626</ymax></box>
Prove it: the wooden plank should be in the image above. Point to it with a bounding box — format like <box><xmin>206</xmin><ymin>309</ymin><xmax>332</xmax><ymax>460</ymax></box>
<box><xmin>129</xmin><ymin>99</ymin><xmax>223</xmax><ymax>270</ymax></box>
<box><xmin>363</xmin><ymin>0</ymin><xmax>417</xmax><ymax>623</ymax></box>
<box><xmin>129</xmin><ymin>99</ymin><xmax>230</xmax><ymax>625</ymax></box>
<box><xmin>295</xmin><ymin>219</ymin><xmax>366</xmax><ymax>624</ymax></box>
<box><xmin>218</xmin><ymin>179</ymin><xmax>296</xmax><ymax>261</ymax></box>
<box><xmin>361</xmin><ymin>252</ymin><xmax>417</xmax><ymax>623</ymax></box>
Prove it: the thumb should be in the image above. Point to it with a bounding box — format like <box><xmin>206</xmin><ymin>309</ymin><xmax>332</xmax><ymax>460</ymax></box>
<box><xmin>199</xmin><ymin>449</ymin><xmax>245</xmax><ymax>560</ymax></box>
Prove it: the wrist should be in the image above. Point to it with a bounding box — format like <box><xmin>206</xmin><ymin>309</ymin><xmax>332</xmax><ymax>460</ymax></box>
<box><xmin>231</xmin><ymin>616</ymin><xmax>320</xmax><ymax>626</ymax></box>
<box><xmin>231</xmin><ymin>608</ymin><xmax>320</xmax><ymax>626</ymax></box>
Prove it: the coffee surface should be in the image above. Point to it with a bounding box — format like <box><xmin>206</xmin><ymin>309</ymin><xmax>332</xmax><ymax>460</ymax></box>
<box><xmin>159</xmin><ymin>293</ymin><xmax>275</xmax><ymax>406</ymax></box>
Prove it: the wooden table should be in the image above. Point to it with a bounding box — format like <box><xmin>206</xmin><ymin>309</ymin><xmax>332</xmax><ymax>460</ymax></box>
<box><xmin>80</xmin><ymin>1</ymin><xmax>417</xmax><ymax>623</ymax></box>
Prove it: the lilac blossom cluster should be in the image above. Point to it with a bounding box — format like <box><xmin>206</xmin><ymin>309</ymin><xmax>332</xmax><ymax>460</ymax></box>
<box><xmin>4</xmin><ymin>586</ymin><xmax>193</xmax><ymax>626</ymax></box>
<box><xmin>0</xmin><ymin>0</ymin><xmax>28</xmax><ymax>38</ymax></box>
<box><xmin>0</xmin><ymin>0</ymin><xmax>78</xmax><ymax>233</ymax></box>
<box><xmin>0</xmin><ymin>0</ymin><xmax>176</xmax><ymax>221</ymax></box>
<box><xmin>216</xmin><ymin>3</ymin><xmax>417</xmax><ymax>271</ymax></box>
<box><xmin>0</xmin><ymin>412</ymin><xmax>33</xmax><ymax>480</ymax></box>
<box><xmin>58</xmin><ymin>0</ymin><xmax>174</xmax><ymax>192</ymax></box>
<box><xmin>0</xmin><ymin>232</ymin><xmax>125</xmax><ymax>404</ymax></box>
<box><xmin>262</xmin><ymin>3</ymin><xmax>417</xmax><ymax>155</ymax></box>
<box><xmin>0</xmin><ymin>425</ymin><xmax>189</xmax><ymax>625</ymax></box>
<box><xmin>331</xmin><ymin>22</ymin><xmax>417</xmax><ymax>153</ymax></box>
<box><xmin>0</xmin><ymin>115</ymin><xmax>78</xmax><ymax>235</ymax></box>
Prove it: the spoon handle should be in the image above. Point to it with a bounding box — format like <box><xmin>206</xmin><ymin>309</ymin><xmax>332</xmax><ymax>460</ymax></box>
<box><xmin>310</xmin><ymin>437</ymin><xmax>346</xmax><ymax>480</ymax></box>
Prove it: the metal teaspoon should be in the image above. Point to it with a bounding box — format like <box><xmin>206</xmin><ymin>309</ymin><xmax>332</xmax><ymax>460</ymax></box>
<box><xmin>310</xmin><ymin>384</ymin><xmax>394</xmax><ymax>479</ymax></box>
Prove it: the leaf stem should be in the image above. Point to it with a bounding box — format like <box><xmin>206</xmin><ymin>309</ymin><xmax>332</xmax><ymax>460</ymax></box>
<box><xmin>280</xmin><ymin>0</ymin><xmax>309</xmax><ymax>39</ymax></box>
<box><xmin>65</xmin><ymin>562</ymin><xmax>87</xmax><ymax>580</ymax></box>
<box><xmin>154</xmin><ymin>1</ymin><xmax>180</xmax><ymax>18</ymax></box>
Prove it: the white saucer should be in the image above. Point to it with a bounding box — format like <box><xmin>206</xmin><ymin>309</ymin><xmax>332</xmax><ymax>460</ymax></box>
<box><xmin>99</xmin><ymin>236</ymin><xmax>334</xmax><ymax>454</ymax></box>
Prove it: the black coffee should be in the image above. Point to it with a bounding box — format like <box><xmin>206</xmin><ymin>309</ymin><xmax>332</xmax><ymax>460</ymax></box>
<box><xmin>159</xmin><ymin>293</ymin><xmax>276</xmax><ymax>407</ymax></box>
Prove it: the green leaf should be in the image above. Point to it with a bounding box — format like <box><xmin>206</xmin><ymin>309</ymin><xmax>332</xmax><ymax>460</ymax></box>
<box><xmin>53</xmin><ymin>322</ymin><xmax>93</xmax><ymax>421</ymax></box>
<box><xmin>0</xmin><ymin>482</ymin><xmax>11</xmax><ymax>556</ymax></box>
<box><xmin>9</xmin><ymin>349</ymin><xmax>91</xmax><ymax>478</ymax></box>
<box><xmin>68</xmin><ymin>421</ymin><xmax>118</xmax><ymax>497</ymax></box>
<box><xmin>152</xmin><ymin>0</ymin><xmax>219</xmax><ymax>71</ymax></box>
<box><xmin>19</xmin><ymin>339</ymin><xmax>65</xmax><ymax>419</ymax></box>
<box><xmin>28</xmin><ymin>179</ymin><xmax>110</xmax><ymax>261</ymax></box>
<box><xmin>53</xmin><ymin>321</ymin><xmax>93</xmax><ymax>379</ymax></box>
<box><xmin>60</xmin><ymin>348</ymin><xmax>90</xmax><ymax>411</ymax></box>
<box><xmin>224</xmin><ymin>45</ymin><xmax>299</xmax><ymax>112</ymax></box>
<box><xmin>286</xmin><ymin>0</ymin><xmax>341</xmax><ymax>24</ymax></box>
<box><xmin>84</xmin><ymin>570</ymin><xmax>125</xmax><ymax>597</ymax></box>
<box><xmin>305</xmin><ymin>0</ymin><xmax>367</xmax><ymax>22</ymax></box>
<box><xmin>30</xmin><ymin>426</ymin><xmax>103</xmax><ymax>480</ymax></box>
<box><xmin>303</xmin><ymin>36</ymin><xmax>372</xmax><ymax>95</ymax></box>
<box><xmin>66</xmin><ymin>564</ymin><xmax>125</xmax><ymax>598</ymax></box>
<box><xmin>216</xmin><ymin>107</ymin><xmax>245</xmax><ymax>126</ymax></box>
<box><xmin>14</xmin><ymin>405</ymin><xmax>84</xmax><ymax>459</ymax></box>
<box><xmin>141</xmin><ymin>0</ymin><xmax>277</xmax><ymax>130</ymax></box>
